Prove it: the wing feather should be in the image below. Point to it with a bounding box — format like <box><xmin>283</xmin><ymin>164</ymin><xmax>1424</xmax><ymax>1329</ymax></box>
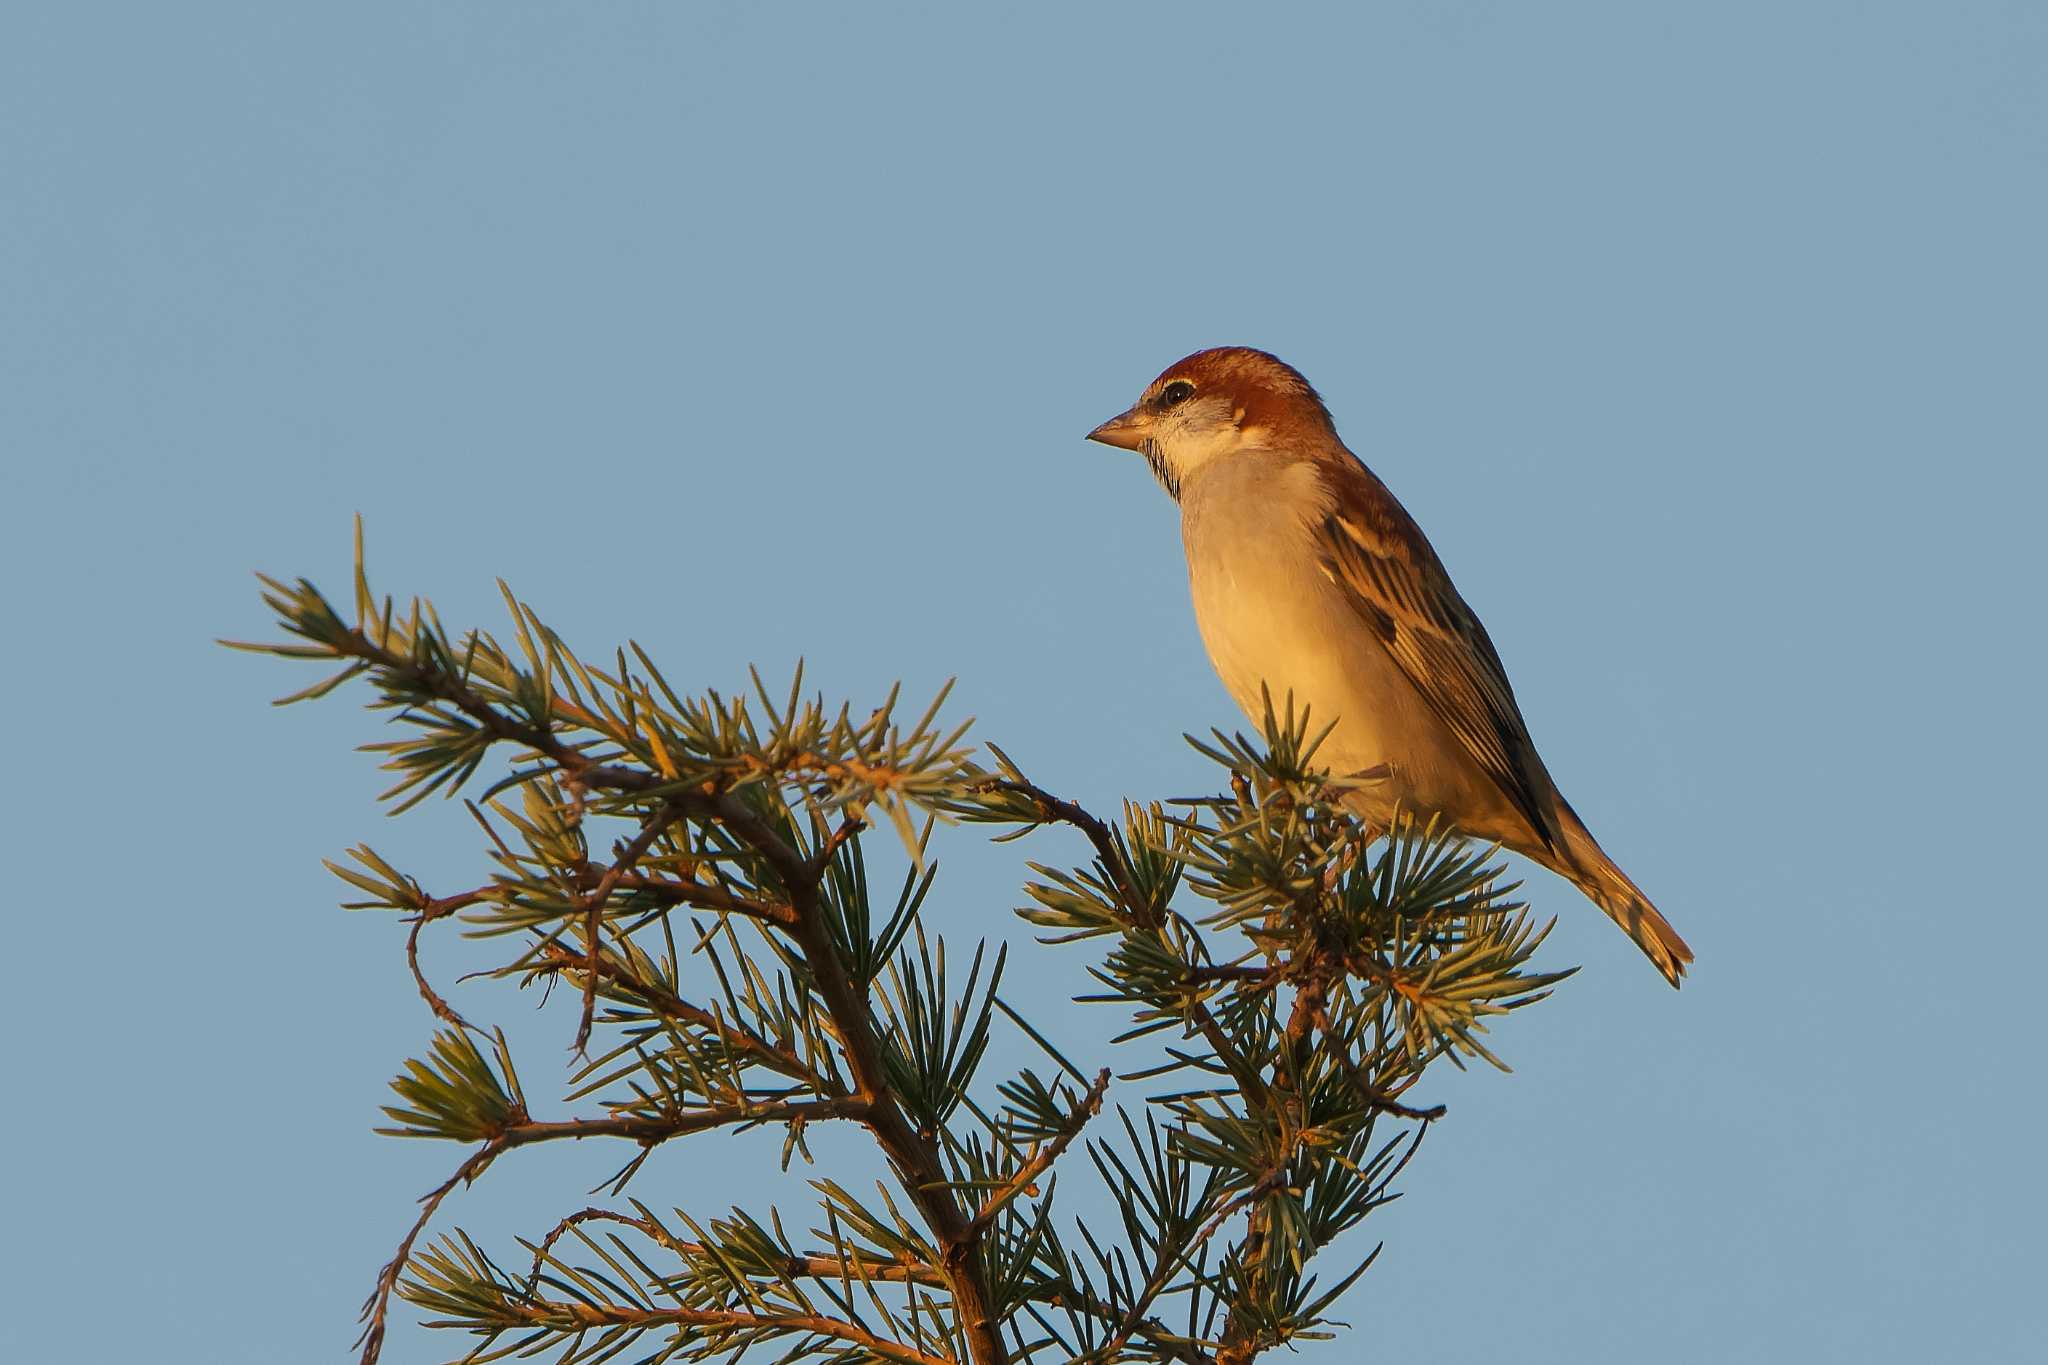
<box><xmin>1317</xmin><ymin>501</ymin><xmax>1560</xmax><ymax>850</ymax></box>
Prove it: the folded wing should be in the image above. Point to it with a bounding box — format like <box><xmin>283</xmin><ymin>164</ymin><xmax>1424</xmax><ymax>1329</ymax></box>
<box><xmin>1315</xmin><ymin>489</ymin><xmax>1561</xmax><ymax>852</ymax></box>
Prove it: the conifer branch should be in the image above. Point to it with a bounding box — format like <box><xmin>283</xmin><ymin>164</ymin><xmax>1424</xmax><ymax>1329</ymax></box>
<box><xmin>971</xmin><ymin>775</ymin><xmax>1271</xmax><ymax>1107</ymax></box>
<box><xmin>966</xmin><ymin>1068</ymin><xmax>1111</xmax><ymax>1240</ymax></box>
<box><xmin>524</xmin><ymin>1208</ymin><xmax>948</xmax><ymax>1290</ymax></box>
<box><xmin>523</xmin><ymin>938</ymin><xmax>821</xmax><ymax>1084</ymax></box>
<box><xmin>406</xmin><ymin>901</ymin><xmax>472</xmax><ymax>1031</ymax></box>
<box><xmin>358</xmin><ymin>1097</ymin><xmax>867</xmax><ymax>1364</ymax></box>
<box><xmin>478</xmin><ymin>1299</ymin><xmax>958</xmax><ymax>1365</ymax></box>
<box><xmin>571</xmin><ymin>800</ymin><xmax>686</xmax><ymax>1054</ymax></box>
<box><xmin>238</xmin><ymin>538</ymin><xmax>1571</xmax><ymax>1365</ymax></box>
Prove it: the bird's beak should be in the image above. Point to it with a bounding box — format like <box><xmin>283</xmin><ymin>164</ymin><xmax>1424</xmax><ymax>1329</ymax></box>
<box><xmin>1087</xmin><ymin>405</ymin><xmax>1151</xmax><ymax>452</ymax></box>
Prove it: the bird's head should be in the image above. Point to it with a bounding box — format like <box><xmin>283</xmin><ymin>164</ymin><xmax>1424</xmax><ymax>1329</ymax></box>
<box><xmin>1087</xmin><ymin>347</ymin><xmax>1338</xmax><ymax>499</ymax></box>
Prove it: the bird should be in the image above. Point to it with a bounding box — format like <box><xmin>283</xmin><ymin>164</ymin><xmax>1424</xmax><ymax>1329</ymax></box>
<box><xmin>1087</xmin><ymin>346</ymin><xmax>1693</xmax><ymax>986</ymax></box>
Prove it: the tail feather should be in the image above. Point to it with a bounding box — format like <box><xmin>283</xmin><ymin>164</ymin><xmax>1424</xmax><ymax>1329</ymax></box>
<box><xmin>1551</xmin><ymin>805</ymin><xmax>1693</xmax><ymax>988</ymax></box>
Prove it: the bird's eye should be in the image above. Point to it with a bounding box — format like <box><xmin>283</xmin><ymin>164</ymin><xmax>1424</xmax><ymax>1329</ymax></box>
<box><xmin>1157</xmin><ymin>380</ymin><xmax>1196</xmax><ymax>409</ymax></box>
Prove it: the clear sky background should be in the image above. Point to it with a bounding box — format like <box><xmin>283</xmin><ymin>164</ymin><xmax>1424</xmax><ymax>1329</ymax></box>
<box><xmin>4</xmin><ymin>4</ymin><xmax>2043</xmax><ymax>1361</ymax></box>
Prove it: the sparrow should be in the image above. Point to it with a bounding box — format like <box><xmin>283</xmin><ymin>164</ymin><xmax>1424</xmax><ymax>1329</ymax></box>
<box><xmin>1088</xmin><ymin>347</ymin><xmax>1692</xmax><ymax>986</ymax></box>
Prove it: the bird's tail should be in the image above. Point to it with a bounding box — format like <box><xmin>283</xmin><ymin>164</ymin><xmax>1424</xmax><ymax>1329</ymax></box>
<box><xmin>1549</xmin><ymin>803</ymin><xmax>1693</xmax><ymax>988</ymax></box>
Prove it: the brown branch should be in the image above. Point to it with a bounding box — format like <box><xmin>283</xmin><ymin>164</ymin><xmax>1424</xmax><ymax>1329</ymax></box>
<box><xmin>1204</xmin><ymin>1164</ymin><xmax>1300</xmax><ymax>1365</ymax></box>
<box><xmin>974</xmin><ymin>780</ymin><xmax>1141</xmax><ymax>915</ymax></box>
<box><xmin>1209</xmin><ymin>1099</ymin><xmax>1437</xmax><ymax>1365</ymax></box>
<box><xmin>976</xmin><ymin>775</ymin><xmax>1271</xmax><ymax>1108</ymax></box>
<box><xmin>975</xmin><ymin>771</ymin><xmax>1345</xmax><ymax>1365</ymax></box>
<box><xmin>497</xmin><ymin>1096</ymin><xmax>865</xmax><ymax>1151</ymax></box>
<box><xmin>523</xmin><ymin>1207</ymin><xmax>945</xmax><ymax>1292</ymax></box>
<box><xmin>1308</xmin><ymin>1003</ymin><xmax>1446</xmax><ymax>1123</ymax></box>
<box><xmin>611</xmin><ymin>871</ymin><xmax>794</xmax><ymax>925</ymax></box>
<box><xmin>1214</xmin><ymin>1332</ymin><xmax>1256</xmax><ymax>1365</ymax></box>
<box><xmin>1068</xmin><ymin>1118</ymin><xmax>1315</xmax><ymax>1365</ymax></box>
<box><xmin>1186</xmin><ymin>964</ymin><xmax>1272</xmax><ymax>985</ymax></box>
<box><xmin>526</xmin><ymin>939</ymin><xmax>820</xmax><ymax>1085</ymax></box>
<box><xmin>475</xmin><ymin>1297</ymin><xmax>955</xmax><ymax>1365</ymax></box>
<box><xmin>572</xmin><ymin>802</ymin><xmax>685</xmax><ymax>1054</ymax></box>
<box><xmin>1195</xmin><ymin>942</ymin><xmax>1441</xmax><ymax>1120</ymax></box>
<box><xmin>757</xmin><ymin>1249</ymin><xmax>939</xmax><ymax>1284</ymax></box>
<box><xmin>965</xmin><ymin>1068</ymin><xmax>1111</xmax><ymax>1240</ymax></box>
<box><xmin>1038</xmin><ymin>1285</ymin><xmax>1214</xmax><ymax>1365</ymax></box>
<box><xmin>777</xmin><ymin>860</ymin><xmax>1013</xmax><ymax>1365</ymax></box>
<box><xmin>549</xmin><ymin>778</ymin><xmax>1016</xmax><ymax>1364</ymax></box>
<box><xmin>357</xmin><ymin>1096</ymin><xmax>864</xmax><ymax>1365</ymax></box>
<box><xmin>327</xmin><ymin>626</ymin><xmax>1013</xmax><ymax>1364</ymax></box>
<box><xmin>324</xmin><ymin>623</ymin><xmax>659</xmax><ymax>795</ymax></box>
<box><xmin>1215</xmin><ymin>1124</ymin><xmax>1432</xmax><ymax>1365</ymax></box>
<box><xmin>528</xmin><ymin>1206</ymin><xmax>1210</xmax><ymax>1365</ymax></box>
<box><xmin>807</xmin><ymin>808</ymin><xmax>869</xmax><ymax>876</ymax></box>
<box><xmin>420</xmin><ymin>873</ymin><xmax>812</xmax><ymax>1079</ymax></box>
<box><xmin>357</xmin><ymin>1140</ymin><xmax>500</xmax><ymax>1365</ymax></box>
<box><xmin>981</xmin><ymin>771</ymin><xmax>1443</xmax><ymax>1365</ymax></box>
<box><xmin>1091</xmin><ymin>1174</ymin><xmax>1263</xmax><ymax>1365</ymax></box>
<box><xmin>405</xmin><ymin>891</ymin><xmax>482</xmax><ymax>1029</ymax></box>
<box><xmin>659</xmin><ymin>786</ymin><xmax>1012</xmax><ymax>1365</ymax></box>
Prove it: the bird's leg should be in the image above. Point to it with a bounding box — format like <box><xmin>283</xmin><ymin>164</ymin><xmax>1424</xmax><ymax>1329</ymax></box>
<box><xmin>1320</xmin><ymin>843</ymin><xmax>1352</xmax><ymax>897</ymax></box>
<box><xmin>1316</xmin><ymin>766</ymin><xmax>1391</xmax><ymax>893</ymax></box>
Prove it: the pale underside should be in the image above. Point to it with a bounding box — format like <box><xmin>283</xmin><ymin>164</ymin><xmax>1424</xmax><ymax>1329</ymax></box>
<box><xmin>1178</xmin><ymin>452</ymin><xmax>1547</xmax><ymax>853</ymax></box>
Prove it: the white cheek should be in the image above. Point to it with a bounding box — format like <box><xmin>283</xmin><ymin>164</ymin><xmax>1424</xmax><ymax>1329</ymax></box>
<box><xmin>1160</xmin><ymin>424</ymin><xmax>1245</xmax><ymax>486</ymax></box>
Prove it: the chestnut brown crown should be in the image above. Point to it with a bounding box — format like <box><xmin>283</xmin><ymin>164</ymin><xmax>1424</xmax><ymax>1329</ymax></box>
<box><xmin>1087</xmin><ymin>346</ymin><xmax>1340</xmax><ymax>458</ymax></box>
<box><xmin>1145</xmin><ymin>346</ymin><xmax>1326</xmax><ymax>414</ymax></box>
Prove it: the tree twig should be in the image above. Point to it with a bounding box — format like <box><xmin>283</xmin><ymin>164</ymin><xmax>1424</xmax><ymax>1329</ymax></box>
<box><xmin>405</xmin><ymin>891</ymin><xmax>480</xmax><ymax>1029</ymax></box>
<box><xmin>976</xmin><ymin>775</ymin><xmax>1271</xmax><ymax>1107</ymax></box>
<box><xmin>356</xmin><ymin>1096</ymin><xmax>864</xmax><ymax>1365</ymax></box>
<box><xmin>475</xmin><ymin>1297</ymin><xmax>956</xmax><ymax>1365</ymax></box>
<box><xmin>524</xmin><ymin>938</ymin><xmax>821</xmax><ymax>1085</ymax></box>
<box><xmin>522</xmin><ymin>1206</ymin><xmax>945</xmax><ymax>1292</ymax></box>
<box><xmin>326</xmin><ymin>622</ymin><xmax>1017</xmax><ymax>1365</ymax></box>
<box><xmin>611</xmin><ymin>870</ymin><xmax>794</xmax><ymax>925</ymax></box>
<box><xmin>965</xmin><ymin>1068</ymin><xmax>1110</xmax><ymax>1240</ymax></box>
<box><xmin>571</xmin><ymin>801</ymin><xmax>685</xmax><ymax>1055</ymax></box>
<box><xmin>1309</xmin><ymin>1003</ymin><xmax>1445</xmax><ymax>1122</ymax></box>
<box><xmin>356</xmin><ymin>1140</ymin><xmax>500</xmax><ymax>1365</ymax></box>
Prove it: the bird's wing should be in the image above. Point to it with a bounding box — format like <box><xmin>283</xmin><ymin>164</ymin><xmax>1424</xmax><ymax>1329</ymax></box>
<box><xmin>1314</xmin><ymin>477</ymin><xmax>1560</xmax><ymax>850</ymax></box>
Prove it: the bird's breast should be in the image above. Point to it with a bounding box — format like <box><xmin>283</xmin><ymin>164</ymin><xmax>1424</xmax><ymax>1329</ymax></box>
<box><xmin>1177</xmin><ymin>460</ymin><xmax>1465</xmax><ymax>812</ymax></box>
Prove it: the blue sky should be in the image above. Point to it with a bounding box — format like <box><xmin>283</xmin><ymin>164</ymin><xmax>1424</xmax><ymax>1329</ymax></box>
<box><xmin>4</xmin><ymin>3</ymin><xmax>2043</xmax><ymax>1361</ymax></box>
